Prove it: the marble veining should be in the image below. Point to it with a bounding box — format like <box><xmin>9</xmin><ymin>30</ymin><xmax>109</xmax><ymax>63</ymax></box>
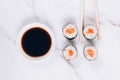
<box><xmin>0</xmin><ymin>0</ymin><xmax>120</xmax><ymax>80</ymax></box>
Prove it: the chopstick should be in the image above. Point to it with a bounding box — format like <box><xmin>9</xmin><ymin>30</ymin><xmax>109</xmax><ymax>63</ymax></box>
<box><xmin>80</xmin><ymin>0</ymin><xmax>84</xmax><ymax>41</ymax></box>
<box><xmin>80</xmin><ymin>0</ymin><xmax>100</xmax><ymax>41</ymax></box>
<box><xmin>94</xmin><ymin>0</ymin><xmax>100</xmax><ymax>40</ymax></box>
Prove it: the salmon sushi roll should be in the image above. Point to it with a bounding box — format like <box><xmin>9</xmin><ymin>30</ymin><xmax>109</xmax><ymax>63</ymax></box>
<box><xmin>83</xmin><ymin>25</ymin><xmax>98</xmax><ymax>40</ymax></box>
<box><xmin>83</xmin><ymin>45</ymin><xmax>98</xmax><ymax>61</ymax></box>
<box><xmin>62</xmin><ymin>24</ymin><xmax>78</xmax><ymax>40</ymax></box>
<box><xmin>62</xmin><ymin>45</ymin><xmax>77</xmax><ymax>61</ymax></box>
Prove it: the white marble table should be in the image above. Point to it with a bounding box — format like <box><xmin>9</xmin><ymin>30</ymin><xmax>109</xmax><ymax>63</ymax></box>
<box><xmin>0</xmin><ymin>0</ymin><xmax>120</xmax><ymax>80</ymax></box>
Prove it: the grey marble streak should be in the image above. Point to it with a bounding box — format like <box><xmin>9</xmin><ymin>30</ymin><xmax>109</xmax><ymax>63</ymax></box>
<box><xmin>0</xmin><ymin>0</ymin><xmax>120</xmax><ymax>80</ymax></box>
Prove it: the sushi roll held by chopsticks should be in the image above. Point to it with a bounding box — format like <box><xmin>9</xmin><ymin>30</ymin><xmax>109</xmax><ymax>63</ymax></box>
<box><xmin>83</xmin><ymin>25</ymin><xmax>98</xmax><ymax>40</ymax></box>
<box><xmin>62</xmin><ymin>24</ymin><xmax>78</xmax><ymax>40</ymax></box>
<box><xmin>83</xmin><ymin>45</ymin><xmax>98</xmax><ymax>61</ymax></box>
<box><xmin>62</xmin><ymin>45</ymin><xmax>78</xmax><ymax>61</ymax></box>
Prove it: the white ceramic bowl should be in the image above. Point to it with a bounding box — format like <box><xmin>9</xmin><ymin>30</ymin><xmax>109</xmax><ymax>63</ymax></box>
<box><xmin>16</xmin><ymin>23</ymin><xmax>55</xmax><ymax>60</ymax></box>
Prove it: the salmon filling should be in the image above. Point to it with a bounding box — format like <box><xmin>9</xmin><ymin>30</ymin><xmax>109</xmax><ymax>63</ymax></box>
<box><xmin>87</xmin><ymin>49</ymin><xmax>94</xmax><ymax>57</ymax></box>
<box><xmin>68</xmin><ymin>50</ymin><xmax>73</xmax><ymax>56</ymax></box>
<box><xmin>86</xmin><ymin>28</ymin><xmax>94</xmax><ymax>34</ymax></box>
<box><xmin>65</xmin><ymin>28</ymin><xmax>75</xmax><ymax>34</ymax></box>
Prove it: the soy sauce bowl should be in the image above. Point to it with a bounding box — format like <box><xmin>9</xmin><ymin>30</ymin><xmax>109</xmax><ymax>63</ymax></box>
<box><xmin>16</xmin><ymin>23</ymin><xmax>55</xmax><ymax>60</ymax></box>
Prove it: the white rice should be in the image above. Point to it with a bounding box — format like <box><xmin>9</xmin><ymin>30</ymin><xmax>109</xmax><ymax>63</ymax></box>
<box><xmin>63</xmin><ymin>45</ymin><xmax>77</xmax><ymax>61</ymax></box>
<box><xmin>83</xmin><ymin>25</ymin><xmax>98</xmax><ymax>39</ymax></box>
<box><xmin>83</xmin><ymin>45</ymin><xmax>98</xmax><ymax>61</ymax></box>
<box><xmin>63</xmin><ymin>24</ymin><xmax>78</xmax><ymax>39</ymax></box>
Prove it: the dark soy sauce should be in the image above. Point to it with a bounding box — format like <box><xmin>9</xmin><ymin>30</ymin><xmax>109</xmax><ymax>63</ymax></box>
<box><xmin>21</xmin><ymin>27</ymin><xmax>52</xmax><ymax>57</ymax></box>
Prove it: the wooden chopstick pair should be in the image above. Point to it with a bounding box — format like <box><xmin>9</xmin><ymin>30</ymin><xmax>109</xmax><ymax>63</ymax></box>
<box><xmin>80</xmin><ymin>0</ymin><xmax>100</xmax><ymax>41</ymax></box>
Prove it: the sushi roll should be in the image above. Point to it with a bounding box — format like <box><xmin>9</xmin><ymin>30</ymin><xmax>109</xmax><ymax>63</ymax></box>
<box><xmin>83</xmin><ymin>45</ymin><xmax>98</xmax><ymax>61</ymax></box>
<box><xmin>83</xmin><ymin>25</ymin><xmax>98</xmax><ymax>40</ymax></box>
<box><xmin>62</xmin><ymin>24</ymin><xmax>78</xmax><ymax>40</ymax></box>
<box><xmin>62</xmin><ymin>45</ymin><xmax>77</xmax><ymax>61</ymax></box>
